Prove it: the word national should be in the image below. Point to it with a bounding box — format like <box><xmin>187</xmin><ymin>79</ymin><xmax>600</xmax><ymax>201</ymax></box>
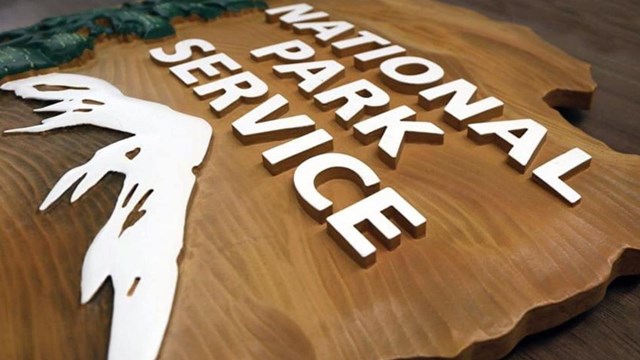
<box><xmin>150</xmin><ymin>3</ymin><xmax>592</xmax><ymax>268</ymax></box>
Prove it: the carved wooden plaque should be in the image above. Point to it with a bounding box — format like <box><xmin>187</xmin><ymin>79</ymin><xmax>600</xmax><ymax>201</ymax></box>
<box><xmin>0</xmin><ymin>0</ymin><xmax>638</xmax><ymax>359</ymax></box>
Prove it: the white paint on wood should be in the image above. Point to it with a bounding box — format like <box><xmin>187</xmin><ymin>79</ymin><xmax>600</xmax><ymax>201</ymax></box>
<box><xmin>2</xmin><ymin>73</ymin><xmax>213</xmax><ymax>360</ymax></box>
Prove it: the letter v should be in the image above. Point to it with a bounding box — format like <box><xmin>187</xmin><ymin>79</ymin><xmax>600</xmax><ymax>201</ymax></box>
<box><xmin>232</xmin><ymin>94</ymin><xmax>316</xmax><ymax>144</ymax></box>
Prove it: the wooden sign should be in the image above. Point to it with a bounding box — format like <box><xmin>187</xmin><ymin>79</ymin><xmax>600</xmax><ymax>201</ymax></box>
<box><xmin>0</xmin><ymin>0</ymin><xmax>638</xmax><ymax>359</ymax></box>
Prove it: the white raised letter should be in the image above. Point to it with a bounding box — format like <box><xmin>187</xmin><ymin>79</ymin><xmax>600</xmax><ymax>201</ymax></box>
<box><xmin>232</xmin><ymin>94</ymin><xmax>315</xmax><ymax>144</ymax></box>
<box><xmin>273</xmin><ymin>60</ymin><xmax>345</xmax><ymax>98</ymax></box>
<box><xmin>149</xmin><ymin>38</ymin><xmax>215</xmax><ymax>65</ymax></box>
<box><xmin>251</xmin><ymin>39</ymin><xmax>315</xmax><ymax>63</ymax></box>
<box><xmin>262</xmin><ymin>129</ymin><xmax>333</xmax><ymax>175</ymax></box>
<box><xmin>354</xmin><ymin>106</ymin><xmax>444</xmax><ymax>169</ymax></box>
<box><xmin>170</xmin><ymin>53</ymin><xmax>242</xmax><ymax>86</ymax></box>
<box><xmin>314</xmin><ymin>79</ymin><xmax>390</xmax><ymax>128</ymax></box>
<box><xmin>331</xmin><ymin>31</ymin><xmax>391</xmax><ymax>57</ymax></box>
<box><xmin>327</xmin><ymin>188</ymin><xmax>426</xmax><ymax>268</ymax></box>
<box><xmin>194</xmin><ymin>71</ymin><xmax>268</xmax><ymax>117</ymax></box>
<box><xmin>532</xmin><ymin>148</ymin><xmax>591</xmax><ymax>205</ymax></box>
<box><xmin>293</xmin><ymin>21</ymin><xmax>355</xmax><ymax>46</ymax></box>
<box><xmin>265</xmin><ymin>3</ymin><xmax>329</xmax><ymax>28</ymax></box>
<box><xmin>354</xmin><ymin>45</ymin><xmax>407</xmax><ymax>71</ymax></box>
<box><xmin>294</xmin><ymin>153</ymin><xmax>381</xmax><ymax>223</ymax></box>
<box><xmin>468</xmin><ymin>119</ymin><xmax>547</xmax><ymax>173</ymax></box>
<box><xmin>419</xmin><ymin>79</ymin><xmax>504</xmax><ymax>130</ymax></box>
<box><xmin>380</xmin><ymin>56</ymin><xmax>445</xmax><ymax>94</ymax></box>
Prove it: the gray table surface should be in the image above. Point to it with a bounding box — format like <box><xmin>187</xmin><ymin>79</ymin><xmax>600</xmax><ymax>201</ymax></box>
<box><xmin>1</xmin><ymin>0</ymin><xmax>638</xmax><ymax>359</ymax></box>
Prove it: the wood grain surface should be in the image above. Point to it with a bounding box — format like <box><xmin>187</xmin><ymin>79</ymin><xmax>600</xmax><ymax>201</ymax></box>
<box><xmin>436</xmin><ymin>2</ymin><xmax>640</xmax><ymax>358</ymax></box>
<box><xmin>0</xmin><ymin>1</ymin><xmax>638</xmax><ymax>359</ymax></box>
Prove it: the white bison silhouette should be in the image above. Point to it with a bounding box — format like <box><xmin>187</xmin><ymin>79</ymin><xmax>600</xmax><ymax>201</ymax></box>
<box><xmin>2</xmin><ymin>73</ymin><xmax>213</xmax><ymax>360</ymax></box>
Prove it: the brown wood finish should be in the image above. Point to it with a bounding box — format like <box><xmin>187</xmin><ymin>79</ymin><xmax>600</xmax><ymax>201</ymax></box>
<box><xmin>0</xmin><ymin>1</ymin><xmax>638</xmax><ymax>359</ymax></box>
